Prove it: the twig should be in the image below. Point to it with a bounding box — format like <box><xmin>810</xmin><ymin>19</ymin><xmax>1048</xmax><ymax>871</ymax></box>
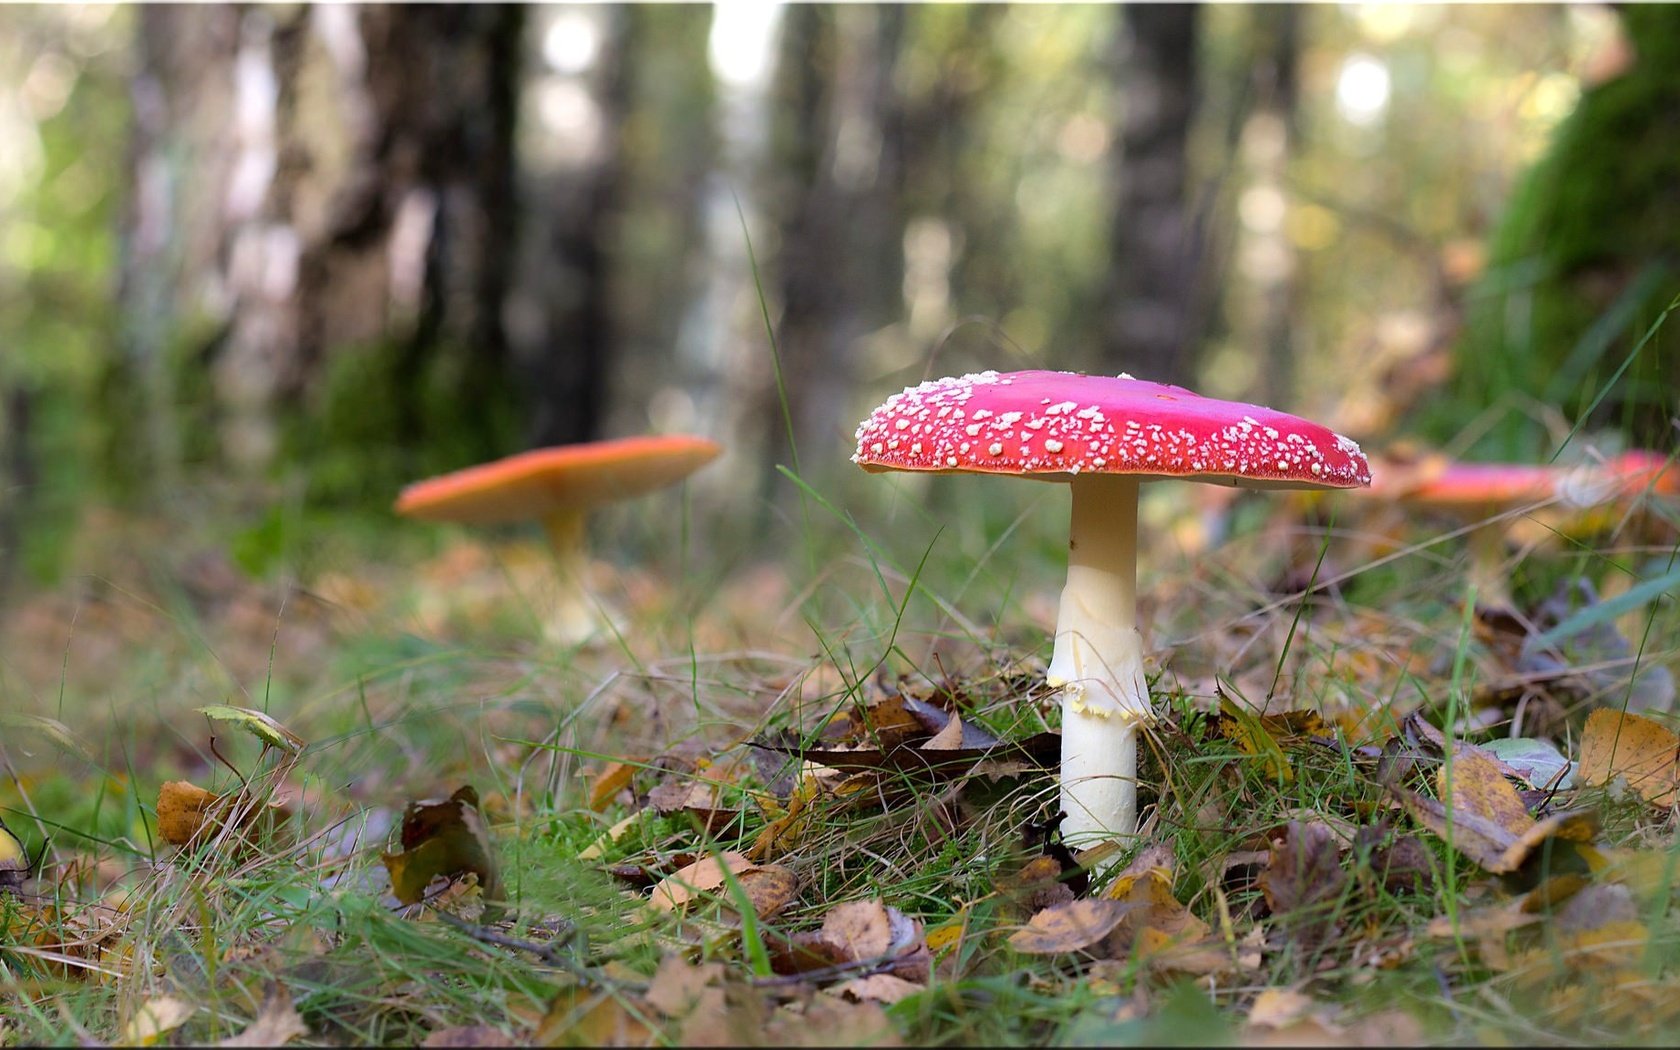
<box><xmin>430</xmin><ymin>909</ymin><xmax>638</xmax><ymax>990</ymax></box>
<box><xmin>748</xmin><ymin>952</ymin><xmax>909</xmax><ymax>989</ymax></box>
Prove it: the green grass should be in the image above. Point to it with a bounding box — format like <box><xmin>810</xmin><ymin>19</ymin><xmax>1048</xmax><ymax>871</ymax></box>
<box><xmin>2</xmin><ymin>440</ymin><xmax>1680</xmax><ymax>1045</ymax></box>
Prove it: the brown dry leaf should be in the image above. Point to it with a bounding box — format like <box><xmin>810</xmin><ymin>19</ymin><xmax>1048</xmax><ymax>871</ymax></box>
<box><xmin>123</xmin><ymin>996</ymin><xmax>194</xmax><ymax>1046</ymax></box>
<box><xmin>1578</xmin><ymin>708</ymin><xmax>1680</xmax><ymax>806</ymax></box>
<box><xmin>825</xmin><ymin>900</ymin><xmax>928</xmax><ymax>977</ymax></box>
<box><xmin>763</xmin><ymin>994</ymin><xmax>903</xmax><ymax>1047</ymax></box>
<box><xmin>1510</xmin><ymin>919</ymin><xmax>1650</xmax><ymax>989</ymax></box>
<box><xmin>920</xmin><ymin>714</ymin><xmax>966</xmax><ymax>751</ymax></box>
<box><xmin>648</xmin><ymin>852</ymin><xmax>798</xmax><ymax>920</ymax></box>
<box><xmin>1440</xmin><ymin>745</ymin><xmax>1533</xmax><ymax>836</ymax></box>
<box><xmin>997</xmin><ymin>855</ymin><xmax>1076</xmax><ymax>917</ymax></box>
<box><xmin>1425</xmin><ymin>900</ymin><xmax>1542</xmax><ymax>941</ymax></box>
<box><xmin>1008</xmin><ymin>899</ymin><xmax>1134</xmax><ymax>955</ymax></box>
<box><xmin>737</xmin><ymin>865</ymin><xmax>800</xmax><ymax>921</ymax></box>
<box><xmin>644</xmin><ymin>953</ymin><xmax>728</xmax><ymax>1019</ymax></box>
<box><xmin>1257</xmin><ymin>822</ymin><xmax>1348</xmax><ymax>951</ymax></box>
<box><xmin>1245</xmin><ymin>987</ymin><xmax>1317</xmax><ymax>1030</ymax></box>
<box><xmin>589</xmin><ymin>762</ymin><xmax>637</xmax><ymax>812</ymax></box>
<box><xmin>833</xmin><ymin>972</ymin><xmax>923</xmax><ymax>1004</ymax></box>
<box><xmin>533</xmin><ymin>986</ymin><xmax>652</xmax><ymax>1047</ymax></box>
<box><xmin>1249</xmin><ymin>981</ymin><xmax>1350</xmax><ymax>1041</ymax></box>
<box><xmin>769</xmin><ymin>900</ymin><xmax>929</xmax><ymax>982</ymax></box>
<box><xmin>381</xmin><ymin>786</ymin><xmax>500</xmax><ymax>906</ymax></box>
<box><xmin>217</xmin><ymin>987</ymin><xmax>309</xmax><ymax>1047</ymax></box>
<box><xmin>650</xmin><ymin>852</ymin><xmax>754</xmax><ymax>911</ymax></box>
<box><xmin>823</xmin><ymin>693</ymin><xmax>927</xmax><ymax>750</ymax></box>
<box><xmin>647</xmin><ymin>778</ymin><xmax>740</xmax><ymax>832</ymax></box>
<box><xmin>157</xmin><ymin>781</ymin><xmax>220</xmax><ymax>846</ymax></box>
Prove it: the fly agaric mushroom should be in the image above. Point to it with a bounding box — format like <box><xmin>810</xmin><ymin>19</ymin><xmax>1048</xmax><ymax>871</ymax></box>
<box><xmin>853</xmin><ymin>370</ymin><xmax>1371</xmax><ymax>847</ymax></box>
<box><xmin>1389</xmin><ymin>460</ymin><xmax>1559</xmax><ymax>610</ymax></box>
<box><xmin>395</xmin><ymin>435</ymin><xmax>721</xmax><ymax>643</ymax></box>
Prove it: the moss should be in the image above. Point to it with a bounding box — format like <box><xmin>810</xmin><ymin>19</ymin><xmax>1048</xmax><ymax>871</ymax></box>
<box><xmin>1425</xmin><ymin>6</ymin><xmax>1680</xmax><ymax>458</ymax></box>
<box><xmin>284</xmin><ymin>337</ymin><xmax>524</xmax><ymax>512</ymax></box>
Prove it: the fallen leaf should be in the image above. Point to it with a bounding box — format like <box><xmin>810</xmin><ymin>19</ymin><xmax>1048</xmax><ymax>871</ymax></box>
<box><xmin>588</xmin><ymin>762</ymin><xmax>637</xmax><ymax>812</ymax></box>
<box><xmin>1257</xmin><ymin>821</ymin><xmax>1348</xmax><ymax>950</ymax></box>
<box><xmin>1007</xmin><ymin>899</ymin><xmax>1135</xmax><ymax>955</ymax></box>
<box><xmin>1482</xmin><ymin>737</ymin><xmax>1575</xmax><ymax>789</ymax></box>
<box><xmin>771</xmin><ymin>900</ymin><xmax>929</xmax><ymax>981</ymax></box>
<box><xmin>217</xmin><ymin>987</ymin><xmax>309</xmax><ymax>1047</ymax></box>
<box><xmin>647</xmin><ymin>777</ymin><xmax>741</xmax><ymax>832</ymax></box>
<box><xmin>533</xmin><ymin>986</ymin><xmax>652</xmax><ymax>1047</ymax></box>
<box><xmin>1245</xmin><ymin>987</ymin><xmax>1317</xmax><ymax>1029</ymax></box>
<box><xmin>1578</xmin><ymin>708</ymin><xmax>1680</xmax><ymax>806</ymax></box>
<box><xmin>1396</xmin><ymin>746</ymin><xmax>1598</xmax><ymax>874</ymax></box>
<box><xmin>644</xmin><ymin>953</ymin><xmax>728</xmax><ymax>1019</ymax></box>
<box><xmin>123</xmin><ymin>996</ymin><xmax>194</xmax><ymax>1046</ymax></box>
<box><xmin>1577</xmin><ymin>844</ymin><xmax>1675</xmax><ymax>901</ymax></box>
<box><xmin>762</xmin><ymin>994</ymin><xmax>902</xmax><ymax>1047</ymax></box>
<box><xmin>1218</xmin><ymin>691</ymin><xmax>1292</xmax><ymax>782</ymax></box>
<box><xmin>381</xmin><ymin>786</ymin><xmax>500</xmax><ymax>905</ymax></box>
<box><xmin>920</xmin><ymin>714</ymin><xmax>966</xmax><ymax>751</ymax></box>
<box><xmin>156</xmin><ymin>781</ymin><xmax>220</xmax><ymax>846</ymax></box>
<box><xmin>648</xmin><ymin>852</ymin><xmax>798</xmax><ymax>920</ymax></box>
<box><xmin>997</xmin><ymin>855</ymin><xmax>1076</xmax><ymax>917</ymax></box>
<box><xmin>752</xmin><ymin>731</ymin><xmax>1058</xmax><ymax>781</ymax></box>
<box><xmin>833</xmin><ymin>972</ymin><xmax>923</xmax><ymax>1004</ymax></box>
<box><xmin>649</xmin><ymin>852</ymin><xmax>754</xmax><ymax>911</ymax></box>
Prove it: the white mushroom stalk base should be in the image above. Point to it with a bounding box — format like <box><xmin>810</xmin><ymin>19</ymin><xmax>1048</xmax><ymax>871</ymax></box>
<box><xmin>540</xmin><ymin>509</ymin><xmax>624</xmax><ymax>646</ymax></box>
<box><xmin>1046</xmin><ymin>474</ymin><xmax>1153</xmax><ymax>850</ymax></box>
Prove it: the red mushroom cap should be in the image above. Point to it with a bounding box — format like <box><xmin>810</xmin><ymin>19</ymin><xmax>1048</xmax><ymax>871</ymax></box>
<box><xmin>852</xmin><ymin>370</ymin><xmax>1371</xmax><ymax>489</ymax></box>
<box><xmin>395</xmin><ymin>435</ymin><xmax>722</xmax><ymax>525</ymax></box>
<box><xmin>1398</xmin><ymin>461</ymin><xmax>1560</xmax><ymax>508</ymax></box>
<box><xmin>1609</xmin><ymin>449</ymin><xmax>1679</xmax><ymax>497</ymax></box>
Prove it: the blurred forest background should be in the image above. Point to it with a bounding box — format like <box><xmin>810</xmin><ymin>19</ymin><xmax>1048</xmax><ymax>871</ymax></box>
<box><xmin>0</xmin><ymin>2</ymin><xmax>1674</xmax><ymax>592</ymax></box>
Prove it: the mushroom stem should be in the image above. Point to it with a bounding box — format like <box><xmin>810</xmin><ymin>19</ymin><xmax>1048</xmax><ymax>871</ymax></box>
<box><xmin>1465</xmin><ymin>516</ymin><xmax>1513</xmax><ymax>610</ymax></box>
<box><xmin>539</xmin><ymin>508</ymin><xmax>611</xmax><ymax>644</ymax></box>
<box><xmin>1047</xmin><ymin>473</ymin><xmax>1152</xmax><ymax>848</ymax></box>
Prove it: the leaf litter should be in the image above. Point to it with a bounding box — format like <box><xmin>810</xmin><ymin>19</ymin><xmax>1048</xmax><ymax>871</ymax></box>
<box><xmin>9</xmin><ymin>512</ymin><xmax>1680</xmax><ymax>1045</ymax></box>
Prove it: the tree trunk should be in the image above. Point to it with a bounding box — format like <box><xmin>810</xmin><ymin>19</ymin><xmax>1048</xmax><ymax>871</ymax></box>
<box><xmin>1099</xmin><ymin>4</ymin><xmax>1201</xmax><ymax>386</ymax></box>
<box><xmin>118</xmin><ymin>4</ymin><xmax>525</xmax><ymax>503</ymax></box>
<box><xmin>511</xmin><ymin>7</ymin><xmax>630</xmax><ymax>450</ymax></box>
<box><xmin>1236</xmin><ymin>5</ymin><xmax>1301</xmax><ymax>405</ymax></box>
<box><xmin>766</xmin><ymin>5</ymin><xmax>907</xmax><ymax>509</ymax></box>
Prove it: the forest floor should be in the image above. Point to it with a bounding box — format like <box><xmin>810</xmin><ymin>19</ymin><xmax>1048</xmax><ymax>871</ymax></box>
<box><xmin>2</xmin><ymin>480</ymin><xmax>1679</xmax><ymax>1046</ymax></box>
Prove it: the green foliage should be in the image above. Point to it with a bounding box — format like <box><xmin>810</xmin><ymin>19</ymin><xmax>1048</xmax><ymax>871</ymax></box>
<box><xmin>285</xmin><ymin>337</ymin><xmax>524</xmax><ymax>514</ymax></box>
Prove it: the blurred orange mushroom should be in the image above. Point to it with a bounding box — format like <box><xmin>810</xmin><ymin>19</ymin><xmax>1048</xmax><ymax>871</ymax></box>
<box><xmin>395</xmin><ymin>435</ymin><xmax>721</xmax><ymax>643</ymax></box>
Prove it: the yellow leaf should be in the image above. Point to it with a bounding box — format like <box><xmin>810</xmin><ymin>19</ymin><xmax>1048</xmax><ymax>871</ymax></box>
<box><xmin>123</xmin><ymin>996</ymin><xmax>194</xmax><ymax>1046</ymax></box>
<box><xmin>156</xmin><ymin>781</ymin><xmax>221</xmax><ymax>846</ymax></box>
<box><xmin>587</xmin><ymin>762</ymin><xmax>636</xmax><ymax>812</ymax></box>
<box><xmin>1218</xmin><ymin>692</ymin><xmax>1292</xmax><ymax>782</ymax></box>
<box><xmin>1578</xmin><ymin>709</ymin><xmax>1680</xmax><ymax>806</ymax></box>
<box><xmin>650</xmin><ymin>851</ymin><xmax>750</xmax><ymax>910</ymax></box>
